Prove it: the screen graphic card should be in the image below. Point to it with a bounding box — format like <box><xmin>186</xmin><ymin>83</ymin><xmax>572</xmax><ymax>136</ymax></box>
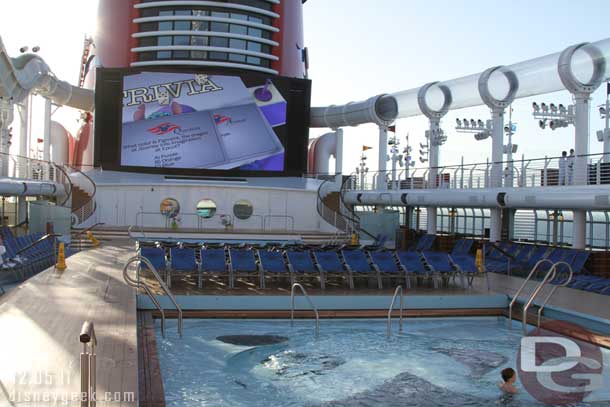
<box><xmin>120</xmin><ymin>72</ymin><xmax>285</xmax><ymax>170</ymax></box>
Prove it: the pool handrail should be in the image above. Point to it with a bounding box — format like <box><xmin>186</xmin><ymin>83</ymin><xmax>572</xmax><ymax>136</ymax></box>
<box><xmin>507</xmin><ymin>258</ymin><xmax>554</xmax><ymax>328</ymax></box>
<box><xmin>122</xmin><ymin>255</ymin><xmax>183</xmax><ymax>337</ymax></box>
<box><xmin>535</xmin><ymin>262</ymin><xmax>574</xmax><ymax>329</ymax></box>
<box><xmin>387</xmin><ymin>285</ymin><xmax>404</xmax><ymax>337</ymax></box>
<box><xmin>79</xmin><ymin>320</ymin><xmax>97</xmax><ymax>407</ymax></box>
<box><xmin>521</xmin><ymin>264</ymin><xmax>561</xmax><ymax>335</ymax></box>
<box><xmin>290</xmin><ymin>283</ymin><xmax>319</xmax><ymax>337</ymax></box>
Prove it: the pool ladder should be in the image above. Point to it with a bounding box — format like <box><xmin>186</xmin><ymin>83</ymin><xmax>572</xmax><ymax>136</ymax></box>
<box><xmin>507</xmin><ymin>259</ymin><xmax>573</xmax><ymax>335</ymax></box>
<box><xmin>290</xmin><ymin>283</ymin><xmax>319</xmax><ymax>337</ymax></box>
<box><xmin>123</xmin><ymin>255</ymin><xmax>183</xmax><ymax>337</ymax></box>
<box><xmin>387</xmin><ymin>285</ymin><xmax>404</xmax><ymax>337</ymax></box>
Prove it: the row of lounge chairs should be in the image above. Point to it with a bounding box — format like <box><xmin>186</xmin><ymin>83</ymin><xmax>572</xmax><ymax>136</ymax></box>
<box><xmin>484</xmin><ymin>241</ymin><xmax>610</xmax><ymax>295</ymax></box>
<box><xmin>136</xmin><ymin>238</ymin><xmax>483</xmax><ymax>290</ymax></box>
<box><xmin>0</xmin><ymin>227</ymin><xmax>57</xmax><ymax>283</ymax></box>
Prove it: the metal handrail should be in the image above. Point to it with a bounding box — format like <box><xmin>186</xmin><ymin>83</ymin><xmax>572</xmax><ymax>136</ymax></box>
<box><xmin>65</xmin><ymin>164</ymin><xmax>97</xmax><ymax>222</ymax></box>
<box><xmin>536</xmin><ymin>262</ymin><xmax>574</xmax><ymax>328</ymax></box>
<box><xmin>15</xmin><ymin>233</ymin><xmax>61</xmax><ymax>255</ymax></box>
<box><xmin>122</xmin><ymin>256</ymin><xmax>183</xmax><ymax>337</ymax></box>
<box><xmin>522</xmin><ymin>265</ymin><xmax>561</xmax><ymax>335</ymax></box>
<box><xmin>290</xmin><ymin>283</ymin><xmax>319</xmax><ymax>337</ymax></box>
<box><xmin>507</xmin><ymin>258</ymin><xmax>554</xmax><ymax>327</ymax></box>
<box><xmin>79</xmin><ymin>320</ymin><xmax>96</xmax><ymax>407</ymax></box>
<box><xmin>54</xmin><ymin>163</ymin><xmax>73</xmax><ymax>207</ymax></box>
<box><xmin>72</xmin><ymin>222</ymin><xmax>105</xmax><ymax>236</ymax></box>
<box><xmin>387</xmin><ymin>285</ymin><xmax>404</xmax><ymax>337</ymax></box>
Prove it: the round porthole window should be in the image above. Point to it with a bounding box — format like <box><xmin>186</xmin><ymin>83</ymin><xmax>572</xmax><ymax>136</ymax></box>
<box><xmin>196</xmin><ymin>199</ymin><xmax>217</xmax><ymax>218</ymax></box>
<box><xmin>160</xmin><ymin>198</ymin><xmax>180</xmax><ymax>218</ymax></box>
<box><xmin>233</xmin><ymin>199</ymin><xmax>253</xmax><ymax>220</ymax></box>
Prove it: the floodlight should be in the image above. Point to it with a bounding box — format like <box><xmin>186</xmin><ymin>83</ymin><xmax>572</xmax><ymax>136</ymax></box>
<box><xmin>419</xmin><ymin>157</ymin><xmax>428</xmax><ymax>163</ymax></box>
<box><xmin>463</xmin><ymin>118</ymin><xmax>469</xmax><ymax>127</ymax></box>
<box><xmin>532</xmin><ymin>102</ymin><xmax>540</xmax><ymax>112</ymax></box>
<box><xmin>541</xmin><ymin>103</ymin><xmax>548</xmax><ymax>113</ymax></box>
<box><xmin>477</xmin><ymin>119</ymin><xmax>484</xmax><ymax>128</ymax></box>
<box><xmin>559</xmin><ymin>104</ymin><xmax>567</xmax><ymax>114</ymax></box>
<box><xmin>419</xmin><ymin>149</ymin><xmax>426</xmax><ymax>156</ymax></box>
<box><xmin>550</xmin><ymin>103</ymin><xmax>558</xmax><ymax>113</ymax></box>
<box><xmin>600</xmin><ymin>107</ymin><xmax>607</xmax><ymax>116</ymax></box>
<box><xmin>32</xmin><ymin>46</ymin><xmax>40</xmax><ymax>53</ymax></box>
<box><xmin>539</xmin><ymin>120</ymin><xmax>546</xmax><ymax>129</ymax></box>
<box><xmin>456</xmin><ymin>118</ymin><xmax>462</xmax><ymax>126</ymax></box>
<box><xmin>470</xmin><ymin>119</ymin><xmax>477</xmax><ymax>127</ymax></box>
<box><xmin>419</xmin><ymin>143</ymin><xmax>427</xmax><ymax>149</ymax></box>
<box><xmin>504</xmin><ymin>125</ymin><xmax>509</xmax><ymax>132</ymax></box>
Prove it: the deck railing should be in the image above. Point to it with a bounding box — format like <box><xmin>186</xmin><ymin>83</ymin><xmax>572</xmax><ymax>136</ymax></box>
<box><xmin>347</xmin><ymin>152</ymin><xmax>610</xmax><ymax>192</ymax></box>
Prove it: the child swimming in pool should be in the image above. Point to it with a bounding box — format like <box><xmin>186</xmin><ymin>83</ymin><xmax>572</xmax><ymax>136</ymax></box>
<box><xmin>498</xmin><ymin>367</ymin><xmax>518</xmax><ymax>394</ymax></box>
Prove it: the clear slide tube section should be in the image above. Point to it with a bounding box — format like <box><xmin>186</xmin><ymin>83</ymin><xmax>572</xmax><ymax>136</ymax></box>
<box><xmin>311</xmin><ymin>38</ymin><xmax>610</xmax><ymax>126</ymax></box>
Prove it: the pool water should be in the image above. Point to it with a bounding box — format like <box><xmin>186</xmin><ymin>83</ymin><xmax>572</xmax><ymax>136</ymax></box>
<box><xmin>155</xmin><ymin>318</ymin><xmax>610</xmax><ymax>406</ymax></box>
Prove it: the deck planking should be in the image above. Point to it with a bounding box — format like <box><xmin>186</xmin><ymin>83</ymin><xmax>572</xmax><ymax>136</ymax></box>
<box><xmin>0</xmin><ymin>244</ymin><xmax>138</xmax><ymax>407</ymax></box>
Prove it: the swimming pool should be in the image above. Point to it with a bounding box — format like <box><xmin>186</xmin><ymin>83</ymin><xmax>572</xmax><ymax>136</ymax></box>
<box><xmin>155</xmin><ymin>318</ymin><xmax>610</xmax><ymax>406</ymax></box>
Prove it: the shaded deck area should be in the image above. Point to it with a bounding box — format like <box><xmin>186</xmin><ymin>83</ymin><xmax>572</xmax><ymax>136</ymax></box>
<box><xmin>0</xmin><ymin>244</ymin><xmax>138</xmax><ymax>407</ymax></box>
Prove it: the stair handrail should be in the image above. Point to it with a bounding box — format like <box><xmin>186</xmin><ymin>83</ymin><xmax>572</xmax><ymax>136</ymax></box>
<box><xmin>53</xmin><ymin>163</ymin><xmax>73</xmax><ymax>207</ymax></box>
<box><xmin>122</xmin><ymin>255</ymin><xmax>182</xmax><ymax>337</ymax></box>
<box><xmin>338</xmin><ymin>175</ymin><xmax>378</xmax><ymax>240</ymax></box>
<box><xmin>72</xmin><ymin>222</ymin><xmax>105</xmax><ymax>236</ymax></box>
<box><xmin>64</xmin><ymin>164</ymin><xmax>97</xmax><ymax>224</ymax></box>
<box><xmin>316</xmin><ymin>178</ymin><xmax>349</xmax><ymax>232</ymax></box>
<box><xmin>507</xmin><ymin>258</ymin><xmax>554</xmax><ymax>327</ymax></box>
<box><xmin>387</xmin><ymin>285</ymin><xmax>404</xmax><ymax>337</ymax></box>
<box><xmin>290</xmin><ymin>283</ymin><xmax>319</xmax><ymax>337</ymax></box>
<box><xmin>536</xmin><ymin>262</ymin><xmax>574</xmax><ymax>328</ymax></box>
<box><xmin>521</xmin><ymin>265</ymin><xmax>560</xmax><ymax>335</ymax></box>
<box><xmin>15</xmin><ymin>233</ymin><xmax>61</xmax><ymax>255</ymax></box>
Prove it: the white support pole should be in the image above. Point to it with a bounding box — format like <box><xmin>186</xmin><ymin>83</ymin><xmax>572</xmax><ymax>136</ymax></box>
<box><xmin>17</xmin><ymin>98</ymin><xmax>30</xmax><ymax>223</ymax></box>
<box><xmin>427</xmin><ymin>119</ymin><xmax>440</xmax><ymax>235</ymax></box>
<box><xmin>0</xmin><ymin>98</ymin><xmax>14</xmax><ymax>177</ymax></box>
<box><xmin>334</xmin><ymin>128</ymin><xmax>343</xmax><ymax>187</ymax></box>
<box><xmin>603</xmin><ymin>96</ymin><xmax>610</xmax><ymax>163</ymax></box>
<box><xmin>43</xmin><ymin>99</ymin><xmax>52</xmax><ymax>162</ymax></box>
<box><xmin>572</xmin><ymin>93</ymin><xmax>591</xmax><ymax>249</ymax></box>
<box><xmin>489</xmin><ymin>108</ymin><xmax>504</xmax><ymax>243</ymax></box>
<box><xmin>377</xmin><ymin>125</ymin><xmax>388</xmax><ymax>190</ymax></box>
<box><xmin>18</xmin><ymin>97</ymin><xmax>29</xmax><ymax>159</ymax></box>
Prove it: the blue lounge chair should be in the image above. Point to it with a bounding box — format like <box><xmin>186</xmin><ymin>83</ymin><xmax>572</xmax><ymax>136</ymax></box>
<box><xmin>286</xmin><ymin>250</ymin><xmax>324</xmax><ymax>289</ymax></box>
<box><xmin>341</xmin><ymin>249</ymin><xmax>381</xmax><ymax>289</ymax></box>
<box><xmin>422</xmin><ymin>251</ymin><xmax>457</xmax><ymax>286</ymax></box>
<box><xmin>396</xmin><ymin>251</ymin><xmax>436</xmax><ymax>287</ymax></box>
<box><xmin>257</xmin><ymin>249</ymin><xmax>290</xmax><ymax>288</ymax></box>
<box><xmin>414</xmin><ymin>234</ymin><xmax>436</xmax><ymax>251</ymax></box>
<box><xmin>313</xmin><ymin>250</ymin><xmax>350</xmax><ymax>288</ymax></box>
<box><xmin>168</xmin><ymin>246</ymin><xmax>198</xmax><ymax>287</ymax></box>
<box><xmin>138</xmin><ymin>245</ymin><xmax>168</xmax><ymax>280</ymax></box>
<box><xmin>200</xmin><ymin>248</ymin><xmax>228</xmax><ymax>288</ymax></box>
<box><xmin>368</xmin><ymin>250</ymin><xmax>407</xmax><ymax>289</ymax></box>
<box><xmin>229</xmin><ymin>248</ymin><xmax>259</xmax><ymax>288</ymax></box>
<box><xmin>449</xmin><ymin>253</ymin><xmax>483</xmax><ymax>288</ymax></box>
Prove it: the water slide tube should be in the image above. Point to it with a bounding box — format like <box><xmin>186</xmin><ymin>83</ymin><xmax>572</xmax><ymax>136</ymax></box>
<box><xmin>310</xmin><ymin>38</ymin><xmax>610</xmax><ymax>127</ymax></box>
<box><xmin>0</xmin><ymin>36</ymin><xmax>94</xmax><ymax>111</ymax></box>
<box><xmin>343</xmin><ymin>185</ymin><xmax>610</xmax><ymax>211</ymax></box>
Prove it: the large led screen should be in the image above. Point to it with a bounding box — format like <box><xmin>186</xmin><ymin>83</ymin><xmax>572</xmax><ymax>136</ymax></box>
<box><xmin>94</xmin><ymin>68</ymin><xmax>311</xmax><ymax>176</ymax></box>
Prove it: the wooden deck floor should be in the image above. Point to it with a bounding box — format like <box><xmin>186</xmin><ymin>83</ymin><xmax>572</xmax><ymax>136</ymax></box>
<box><xmin>0</xmin><ymin>244</ymin><xmax>138</xmax><ymax>407</ymax></box>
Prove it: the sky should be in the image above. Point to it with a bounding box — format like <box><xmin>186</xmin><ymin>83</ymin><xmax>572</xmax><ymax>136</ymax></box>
<box><xmin>1</xmin><ymin>0</ymin><xmax>610</xmax><ymax>172</ymax></box>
